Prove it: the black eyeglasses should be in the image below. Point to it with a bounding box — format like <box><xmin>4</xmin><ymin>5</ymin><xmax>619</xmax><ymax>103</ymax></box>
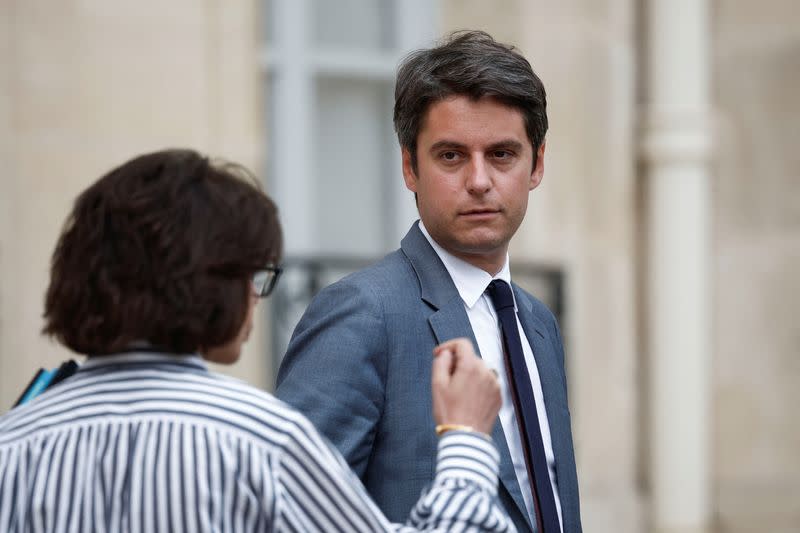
<box><xmin>252</xmin><ymin>265</ymin><xmax>282</xmax><ymax>298</ymax></box>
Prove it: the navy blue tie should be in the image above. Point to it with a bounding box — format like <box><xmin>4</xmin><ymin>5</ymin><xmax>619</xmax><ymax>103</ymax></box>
<box><xmin>487</xmin><ymin>280</ymin><xmax>560</xmax><ymax>533</ymax></box>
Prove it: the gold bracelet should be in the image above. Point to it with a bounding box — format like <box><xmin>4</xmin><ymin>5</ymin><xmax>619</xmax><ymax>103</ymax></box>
<box><xmin>435</xmin><ymin>424</ymin><xmax>473</xmax><ymax>436</ymax></box>
<box><xmin>435</xmin><ymin>424</ymin><xmax>491</xmax><ymax>441</ymax></box>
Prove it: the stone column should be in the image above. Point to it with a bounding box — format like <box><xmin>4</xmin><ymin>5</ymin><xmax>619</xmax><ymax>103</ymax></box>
<box><xmin>269</xmin><ymin>0</ymin><xmax>314</xmax><ymax>257</ymax></box>
<box><xmin>640</xmin><ymin>0</ymin><xmax>712</xmax><ymax>532</ymax></box>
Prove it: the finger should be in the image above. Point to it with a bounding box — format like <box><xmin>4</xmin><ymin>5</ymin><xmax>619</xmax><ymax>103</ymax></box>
<box><xmin>432</xmin><ymin>348</ymin><xmax>454</xmax><ymax>387</ymax></box>
<box><xmin>434</xmin><ymin>337</ymin><xmax>469</xmax><ymax>351</ymax></box>
<box><xmin>432</xmin><ymin>340</ymin><xmax>456</xmax><ymax>356</ymax></box>
<box><xmin>434</xmin><ymin>338</ymin><xmax>474</xmax><ymax>358</ymax></box>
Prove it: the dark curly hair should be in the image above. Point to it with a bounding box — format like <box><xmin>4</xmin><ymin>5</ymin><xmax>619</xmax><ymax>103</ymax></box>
<box><xmin>394</xmin><ymin>30</ymin><xmax>548</xmax><ymax>171</ymax></box>
<box><xmin>43</xmin><ymin>148</ymin><xmax>283</xmax><ymax>355</ymax></box>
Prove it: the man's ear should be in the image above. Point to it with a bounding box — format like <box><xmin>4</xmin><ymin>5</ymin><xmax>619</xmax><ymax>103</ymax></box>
<box><xmin>402</xmin><ymin>148</ymin><xmax>418</xmax><ymax>193</ymax></box>
<box><xmin>530</xmin><ymin>141</ymin><xmax>546</xmax><ymax>191</ymax></box>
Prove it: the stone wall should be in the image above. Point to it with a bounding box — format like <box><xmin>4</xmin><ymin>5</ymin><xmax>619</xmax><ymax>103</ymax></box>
<box><xmin>712</xmin><ymin>1</ymin><xmax>800</xmax><ymax>531</ymax></box>
<box><xmin>0</xmin><ymin>0</ymin><xmax>269</xmax><ymax>410</ymax></box>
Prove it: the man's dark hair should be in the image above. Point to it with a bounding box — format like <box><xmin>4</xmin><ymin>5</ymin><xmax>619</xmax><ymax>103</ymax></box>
<box><xmin>394</xmin><ymin>30</ymin><xmax>548</xmax><ymax>170</ymax></box>
<box><xmin>43</xmin><ymin>148</ymin><xmax>283</xmax><ymax>355</ymax></box>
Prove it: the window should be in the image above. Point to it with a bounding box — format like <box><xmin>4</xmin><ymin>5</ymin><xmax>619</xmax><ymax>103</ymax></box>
<box><xmin>262</xmin><ymin>0</ymin><xmax>439</xmax><ymax>368</ymax></box>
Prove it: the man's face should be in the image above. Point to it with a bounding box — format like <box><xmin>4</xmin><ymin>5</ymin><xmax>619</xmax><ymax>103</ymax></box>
<box><xmin>403</xmin><ymin>95</ymin><xmax>545</xmax><ymax>274</ymax></box>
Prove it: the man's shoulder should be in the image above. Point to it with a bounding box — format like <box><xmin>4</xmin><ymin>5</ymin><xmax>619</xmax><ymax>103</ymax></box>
<box><xmin>320</xmin><ymin>248</ymin><xmax>417</xmax><ymax>295</ymax></box>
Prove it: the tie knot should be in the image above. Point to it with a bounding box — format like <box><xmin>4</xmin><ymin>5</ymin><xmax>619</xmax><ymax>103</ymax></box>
<box><xmin>487</xmin><ymin>280</ymin><xmax>515</xmax><ymax>311</ymax></box>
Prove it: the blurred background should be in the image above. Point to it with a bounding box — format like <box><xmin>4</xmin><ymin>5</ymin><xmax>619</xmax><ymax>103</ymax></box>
<box><xmin>0</xmin><ymin>1</ymin><xmax>797</xmax><ymax>532</ymax></box>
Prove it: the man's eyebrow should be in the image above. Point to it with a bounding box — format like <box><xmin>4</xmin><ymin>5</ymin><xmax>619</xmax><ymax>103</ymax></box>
<box><xmin>428</xmin><ymin>139</ymin><xmax>525</xmax><ymax>153</ymax></box>
<box><xmin>486</xmin><ymin>140</ymin><xmax>524</xmax><ymax>152</ymax></box>
<box><xmin>429</xmin><ymin>140</ymin><xmax>467</xmax><ymax>153</ymax></box>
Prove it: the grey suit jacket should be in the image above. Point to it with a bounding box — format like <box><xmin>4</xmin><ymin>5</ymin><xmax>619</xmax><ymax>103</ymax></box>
<box><xmin>276</xmin><ymin>223</ymin><xmax>582</xmax><ymax>532</ymax></box>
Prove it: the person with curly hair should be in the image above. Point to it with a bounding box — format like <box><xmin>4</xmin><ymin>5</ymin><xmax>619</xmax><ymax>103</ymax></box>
<box><xmin>0</xmin><ymin>148</ymin><xmax>512</xmax><ymax>532</ymax></box>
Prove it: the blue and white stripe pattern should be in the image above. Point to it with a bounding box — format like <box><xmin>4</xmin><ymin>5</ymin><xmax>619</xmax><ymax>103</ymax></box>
<box><xmin>0</xmin><ymin>352</ymin><xmax>515</xmax><ymax>532</ymax></box>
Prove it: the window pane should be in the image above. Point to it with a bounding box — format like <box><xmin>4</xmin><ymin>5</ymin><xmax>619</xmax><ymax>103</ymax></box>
<box><xmin>312</xmin><ymin>0</ymin><xmax>395</xmax><ymax>49</ymax></box>
<box><xmin>313</xmin><ymin>77</ymin><xmax>394</xmax><ymax>255</ymax></box>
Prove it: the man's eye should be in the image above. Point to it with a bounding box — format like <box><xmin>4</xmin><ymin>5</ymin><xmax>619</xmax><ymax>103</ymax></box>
<box><xmin>493</xmin><ymin>150</ymin><xmax>512</xmax><ymax>159</ymax></box>
<box><xmin>441</xmin><ymin>151</ymin><xmax>459</xmax><ymax>161</ymax></box>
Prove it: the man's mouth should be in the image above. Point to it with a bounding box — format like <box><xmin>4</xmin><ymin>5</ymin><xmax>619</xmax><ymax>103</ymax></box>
<box><xmin>460</xmin><ymin>208</ymin><xmax>500</xmax><ymax>217</ymax></box>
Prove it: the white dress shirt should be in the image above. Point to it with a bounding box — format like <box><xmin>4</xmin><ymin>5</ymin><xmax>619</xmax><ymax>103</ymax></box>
<box><xmin>419</xmin><ymin>222</ymin><xmax>563</xmax><ymax>531</ymax></box>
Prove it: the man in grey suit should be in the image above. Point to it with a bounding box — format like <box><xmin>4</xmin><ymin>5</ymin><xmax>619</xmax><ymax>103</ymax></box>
<box><xmin>276</xmin><ymin>31</ymin><xmax>581</xmax><ymax>533</ymax></box>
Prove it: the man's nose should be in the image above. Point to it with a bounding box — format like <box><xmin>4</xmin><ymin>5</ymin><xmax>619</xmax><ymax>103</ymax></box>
<box><xmin>465</xmin><ymin>156</ymin><xmax>492</xmax><ymax>194</ymax></box>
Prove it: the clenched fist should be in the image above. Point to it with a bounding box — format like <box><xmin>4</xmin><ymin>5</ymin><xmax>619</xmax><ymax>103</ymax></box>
<box><xmin>431</xmin><ymin>338</ymin><xmax>502</xmax><ymax>436</ymax></box>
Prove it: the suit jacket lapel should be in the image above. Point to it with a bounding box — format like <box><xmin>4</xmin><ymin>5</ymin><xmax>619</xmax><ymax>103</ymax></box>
<box><xmin>402</xmin><ymin>222</ymin><xmax>477</xmax><ymax>348</ymax></box>
<box><xmin>401</xmin><ymin>223</ymin><xmax>534</xmax><ymax>530</ymax></box>
<box><xmin>401</xmin><ymin>221</ymin><xmax>459</xmax><ymax>309</ymax></box>
<box><xmin>513</xmin><ymin>283</ymin><xmax>573</xmax><ymax>516</ymax></box>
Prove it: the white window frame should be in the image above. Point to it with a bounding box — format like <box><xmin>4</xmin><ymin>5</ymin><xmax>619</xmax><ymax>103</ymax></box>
<box><xmin>261</xmin><ymin>0</ymin><xmax>439</xmax><ymax>256</ymax></box>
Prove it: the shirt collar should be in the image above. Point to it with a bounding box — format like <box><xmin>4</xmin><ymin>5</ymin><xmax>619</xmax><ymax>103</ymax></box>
<box><xmin>81</xmin><ymin>351</ymin><xmax>208</xmax><ymax>372</ymax></box>
<box><xmin>418</xmin><ymin>221</ymin><xmax>513</xmax><ymax>309</ymax></box>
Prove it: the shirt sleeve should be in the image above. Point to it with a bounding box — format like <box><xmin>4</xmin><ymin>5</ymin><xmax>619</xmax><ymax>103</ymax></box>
<box><xmin>271</xmin><ymin>415</ymin><xmax>516</xmax><ymax>532</ymax></box>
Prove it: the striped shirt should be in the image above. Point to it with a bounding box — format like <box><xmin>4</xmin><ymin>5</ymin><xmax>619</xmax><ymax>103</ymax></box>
<box><xmin>0</xmin><ymin>352</ymin><xmax>515</xmax><ymax>532</ymax></box>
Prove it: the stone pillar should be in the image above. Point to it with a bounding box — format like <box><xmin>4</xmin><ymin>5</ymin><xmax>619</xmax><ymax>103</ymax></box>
<box><xmin>640</xmin><ymin>0</ymin><xmax>712</xmax><ymax>532</ymax></box>
<box><xmin>269</xmin><ymin>0</ymin><xmax>315</xmax><ymax>257</ymax></box>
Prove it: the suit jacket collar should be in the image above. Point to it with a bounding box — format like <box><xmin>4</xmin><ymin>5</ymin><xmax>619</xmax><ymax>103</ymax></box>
<box><xmin>400</xmin><ymin>221</ymin><xmax>462</xmax><ymax>310</ymax></box>
<box><xmin>418</xmin><ymin>220</ymin><xmax>518</xmax><ymax>309</ymax></box>
<box><xmin>401</xmin><ymin>222</ymin><xmax>546</xmax><ymax>339</ymax></box>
